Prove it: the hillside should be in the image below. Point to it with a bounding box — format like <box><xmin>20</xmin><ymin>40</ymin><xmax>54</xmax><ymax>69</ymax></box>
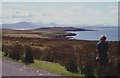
<box><xmin>2</xmin><ymin>36</ymin><xmax>119</xmax><ymax>77</ymax></box>
<box><xmin>34</xmin><ymin>27</ymin><xmax>94</xmax><ymax>31</ymax></box>
<box><xmin>2</xmin><ymin>25</ymin><xmax>94</xmax><ymax>39</ymax></box>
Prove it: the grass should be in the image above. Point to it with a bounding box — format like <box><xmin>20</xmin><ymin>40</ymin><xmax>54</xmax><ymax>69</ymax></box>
<box><xmin>30</xmin><ymin>60</ymin><xmax>83</xmax><ymax>77</ymax></box>
<box><xmin>2</xmin><ymin>35</ymin><xmax>119</xmax><ymax>77</ymax></box>
<box><xmin>3</xmin><ymin>30</ymin><xmax>69</xmax><ymax>39</ymax></box>
<box><xmin>3</xmin><ymin>34</ymin><xmax>41</xmax><ymax>38</ymax></box>
<box><xmin>0</xmin><ymin>52</ymin><xmax>2</xmax><ymax>57</ymax></box>
<box><xmin>2</xmin><ymin>52</ymin><xmax>84</xmax><ymax>77</ymax></box>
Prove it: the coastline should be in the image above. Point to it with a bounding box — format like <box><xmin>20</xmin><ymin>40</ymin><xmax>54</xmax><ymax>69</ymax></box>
<box><xmin>2</xmin><ymin>27</ymin><xmax>94</xmax><ymax>39</ymax></box>
<box><xmin>2</xmin><ymin>27</ymin><xmax>119</xmax><ymax>41</ymax></box>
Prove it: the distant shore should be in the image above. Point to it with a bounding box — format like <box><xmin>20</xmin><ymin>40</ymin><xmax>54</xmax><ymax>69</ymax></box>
<box><xmin>2</xmin><ymin>27</ymin><xmax>95</xmax><ymax>39</ymax></box>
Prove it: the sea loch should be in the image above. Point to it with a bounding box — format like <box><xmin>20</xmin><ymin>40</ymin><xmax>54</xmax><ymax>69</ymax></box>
<box><xmin>68</xmin><ymin>27</ymin><xmax>119</xmax><ymax>41</ymax></box>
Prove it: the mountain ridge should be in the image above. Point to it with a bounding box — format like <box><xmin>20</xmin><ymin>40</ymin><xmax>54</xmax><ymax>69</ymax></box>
<box><xmin>2</xmin><ymin>22</ymin><xmax>94</xmax><ymax>31</ymax></box>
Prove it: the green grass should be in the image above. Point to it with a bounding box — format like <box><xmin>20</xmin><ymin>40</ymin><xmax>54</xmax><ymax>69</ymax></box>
<box><xmin>2</xmin><ymin>53</ymin><xmax>84</xmax><ymax>77</ymax></box>
<box><xmin>0</xmin><ymin>52</ymin><xmax>2</xmax><ymax>57</ymax></box>
<box><xmin>29</xmin><ymin>60</ymin><xmax>83</xmax><ymax>77</ymax></box>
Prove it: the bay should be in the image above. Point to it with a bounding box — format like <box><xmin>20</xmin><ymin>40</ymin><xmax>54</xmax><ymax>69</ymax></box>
<box><xmin>67</xmin><ymin>27</ymin><xmax>119</xmax><ymax>41</ymax></box>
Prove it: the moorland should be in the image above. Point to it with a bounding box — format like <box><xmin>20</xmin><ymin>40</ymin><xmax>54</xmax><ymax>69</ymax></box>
<box><xmin>2</xmin><ymin>27</ymin><xmax>119</xmax><ymax>77</ymax></box>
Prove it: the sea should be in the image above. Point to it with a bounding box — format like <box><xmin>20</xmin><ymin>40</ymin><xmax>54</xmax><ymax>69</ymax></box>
<box><xmin>67</xmin><ymin>27</ymin><xmax>119</xmax><ymax>41</ymax></box>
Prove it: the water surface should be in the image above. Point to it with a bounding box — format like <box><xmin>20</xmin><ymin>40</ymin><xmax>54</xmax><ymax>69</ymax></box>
<box><xmin>68</xmin><ymin>27</ymin><xmax>119</xmax><ymax>41</ymax></box>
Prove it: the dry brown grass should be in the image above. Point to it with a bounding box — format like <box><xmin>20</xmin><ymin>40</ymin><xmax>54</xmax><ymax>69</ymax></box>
<box><xmin>3</xmin><ymin>34</ymin><xmax>42</xmax><ymax>38</ymax></box>
<box><xmin>2</xmin><ymin>36</ymin><xmax>119</xmax><ymax>76</ymax></box>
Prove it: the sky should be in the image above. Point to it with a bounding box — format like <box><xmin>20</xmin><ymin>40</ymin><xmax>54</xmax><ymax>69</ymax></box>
<box><xmin>1</xmin><ymin>1</ymin><xmax>119</xmax><ymax>27</ymax></box>
<box><xmin>1</xmin><ymin>0</ymin><xmax>120</xmax><ymax>2</ymax></box>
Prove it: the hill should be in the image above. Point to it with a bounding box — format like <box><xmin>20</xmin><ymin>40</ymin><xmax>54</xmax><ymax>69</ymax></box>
<box><xmin>2</xmin><ymin>22</ymin><xmax>41</xmax><ymax>30</ymax></box>
<box><xmin>2</xmin><ymin>22</ymin><xmax>94</xmax><ymax>31</ymax></box>
<box><xmin>34</xmin><ymin>27</ymin><xmax>94</xmax><ymax>31</ymax></box>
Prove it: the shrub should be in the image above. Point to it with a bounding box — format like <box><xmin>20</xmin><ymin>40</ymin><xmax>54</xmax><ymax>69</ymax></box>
<box><xmin>2</xmin><ymin>44</ymin><xmax>8</xmax><ymax>56</ymax></box>
<box><xmin>24</xmin><ymin>45</ymin><xmax>34</xmax><ymax>63</ymax></box>
<box><xmin>64</xmin><ymin>53</ymin><xmax>78</xmax><ymax>73</ymax></box>
<box><xmin>12</xmin><ymin>43</ymin><xmax>23</xmax><ymax>60</ymax></box>
<box><xmin>64</xmin><ymin>46</ymin><xmax>78</xmax><ymax>73</ymax></box>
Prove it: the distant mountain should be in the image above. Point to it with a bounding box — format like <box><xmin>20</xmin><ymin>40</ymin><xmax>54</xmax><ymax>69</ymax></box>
<box><xmin>2</xmin><ymin>22</ymin><xmax>94</xmax><ymax>31</ymax></box>
<box><xmin>2</xmin><ymin>22</ymin><xmax>116</xmax><ymax>30</ymax></box>
<box><xmin>2</xmin><ymin>22</ymin><xmax>67</xmax><ymax>30</ymax></box>
<box><xmin>2</xmin><ymin>22</ymin><xmax>43</xmax><ymax>30</ymax></box>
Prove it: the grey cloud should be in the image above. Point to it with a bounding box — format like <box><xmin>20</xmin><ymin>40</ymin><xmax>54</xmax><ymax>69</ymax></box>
<box><xmin>28</xmin><ymin>14</ymin><xmax>33</xmax><ymax>17</ymax></box>
<box><xmin>15</xmin><ymin>11</ymin><xmax>20</xmax><ymax>14</ymax></box>
<box><xmin>11</xmin><ymin>14</ymin><xmax>33</xmax><ymax>18</ymax></box>
<box><xmin>42</xmin><ymin>13</ymin><xmax>52</xmax><ymax>17</ymax></box>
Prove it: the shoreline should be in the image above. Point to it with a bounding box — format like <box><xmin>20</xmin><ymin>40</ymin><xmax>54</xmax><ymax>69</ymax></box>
<box><xmin>2</xmin><ymin>27</ymin><xmax>119</xmax><ymax>42</ymax></box>
<box><xmin>2</xmin><ymin>36</ymin><xmax>119</xmax><ymax>43</ymax></box>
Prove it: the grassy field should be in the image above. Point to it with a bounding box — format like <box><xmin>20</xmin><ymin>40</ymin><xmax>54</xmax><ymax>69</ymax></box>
<box><xmin>2</xmin><ymin>29</ymin><xmax>119</xmax><ymax>77</ymax></box>
<box><xmin>2</xmin><ymin>29</ymin><xmax>72</xmax><ymax>39</ymax></box>
<box><xmin>30</xmin><ymin>60</ymin><xmax>83</xmax><ymax>76</ymax></box>
<box><xmin>3</xmin><ymin>34</ymin><xmax>42</xmax><ymax>38</ymax></box>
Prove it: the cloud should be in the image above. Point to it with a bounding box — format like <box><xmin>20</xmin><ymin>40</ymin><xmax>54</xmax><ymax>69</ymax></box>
<box><xmin>67</xmin><ymin>6</ymin><xmax>101</xmax><ymax>15</ymax></box>
<box><xmin>109</xmin><ymin>9</ymin><xmax>118</xmax><ymax>14</ymax></box>
<box><xmin>107</xmin><ymin>3</ymin><xmax>118</xmax><ymax>14</ymax></box>
<box><xmin>2</xmin><ymin>2</ymin><xmax>118</xmax><ymax>26</ymax></box>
